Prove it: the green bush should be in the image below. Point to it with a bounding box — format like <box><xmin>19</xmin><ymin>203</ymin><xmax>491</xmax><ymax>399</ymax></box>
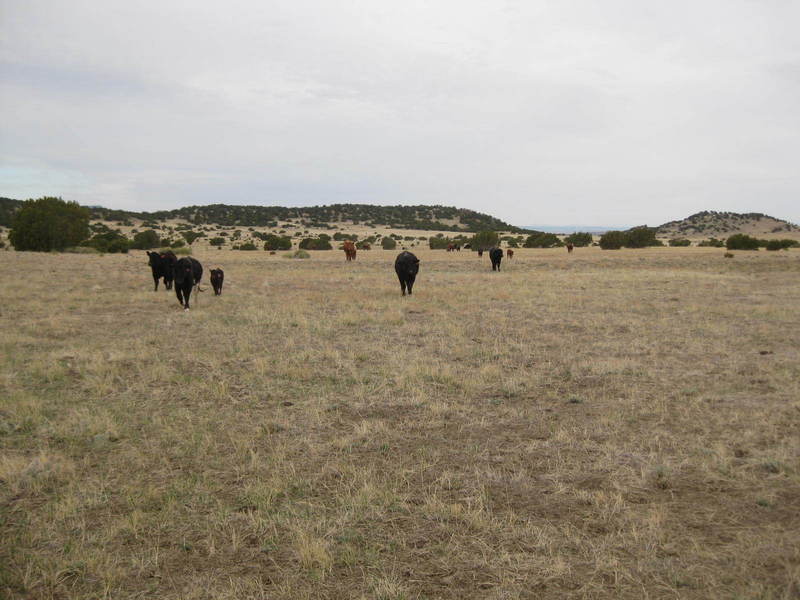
<box><xmin>623</xmin><ymin>226</ymin><xmax>660</xmax><ymax>248</ymax></box>
<box><xmin>428</xmin><ymin>236</ymin><xmax>451</xmax><ymax>249</ymax></box>
<box><xmin>299</xmin><ymin>237</ymin><xmax>333</xmax><ymax>250</ymax></box>
<box><xmin>170</xmin><ymin>239</ymin><xmax>186</xmax><ymax>248</ymax></box>
<box><xmin>599</xmin><ymin>231</ymin><xmax>625</xmax><ymax>249</ymax></box>
<box><xmin>564</xmin><ymin>232</ymin><xmax>593</xmax><ymax>247</ymax></box>
<box><xmin>209</xmin><ymin>237</ymin><xmax>225</xmax><ymax>247</ymax></box>
<box><xmin>130</xmin><ymin>229</ymin><xmax>161</xmax><ymax>250</ymax></box>
<box><xmin>765</xmin><ymin>239</ymin><xmax>798</xmax><ymax>251</ymax></box>
<box><xmin>82</xmin><ymin>229</ymin><xmax>130</xmax><ymax>253</ymax></box>
<box><xmin>381</xmin><ymin>237</ymin><xmax>397</xmax><ymax>250</ymax></box>
<box><xmin>470</xmin><ymin>231</ymin><xmax>500</xmax><ymax>250</ymax></box>
<box><xmin>181</xmin><ymin>230</ymin><xmax>205</xmax><ymax>244</ymax></box>
<box><xmin>233</xmin><ymin>242</ymin><xmax>258</xmax><ymax>250</ymax></box>
<box><xmin>524</xmin><ymin>233</ymin><xmax>562</xmax><ymax>248</ymax></box>
<box><xmin>669</xmin><ymin>238</ymin><xmax>691</xmax><ymax>247</ymax></box>
<box><xmin>333</xmin><ymin>232</ymin><xmax>358</xmax><ymax>241</ymax></box>
<box><xmin>698</xmin><ymin>238</ymin><xmax>725</xmax><ymax>247</ymax></box>
<box><xmin>726</xmin><ymin>234</ymin><xmax>760</xmax><ymax>250</ymax></box>
<box><xmin>262</xmin><ymin>235</ymin><xmax>292</xmax><ymax>251</ymax></box>
<box><xmin>9</xmin><ymin>197</ymin><xmax>90</xmax><ymax>251</ymax></box>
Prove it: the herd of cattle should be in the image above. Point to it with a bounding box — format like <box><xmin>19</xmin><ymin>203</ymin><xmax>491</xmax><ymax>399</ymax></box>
<box><xmin>147</xmin><ymin>243</ymin><xmax>572</xmax><ymax>308</ymax></box>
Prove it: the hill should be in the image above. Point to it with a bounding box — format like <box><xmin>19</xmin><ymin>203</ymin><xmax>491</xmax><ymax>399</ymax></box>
<box><xmin>657</xmin><ymin>211</ymin><xmax>799</xmax><ymax>239</ymax></box>
<box><xmin>0</xmin><ymin>198</ymin><xmax>520</xmax><ymax>233</ymax></box>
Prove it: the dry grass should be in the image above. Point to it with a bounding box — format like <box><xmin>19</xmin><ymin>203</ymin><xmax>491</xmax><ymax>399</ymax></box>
<box><xmin>1</xmin><ymin>245</ymin><xmax>799</xmax><ymax>599</ymax></box>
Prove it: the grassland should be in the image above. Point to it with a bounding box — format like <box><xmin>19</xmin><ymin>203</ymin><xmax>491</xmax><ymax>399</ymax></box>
<box><xmin>1</xmin><ymin>246</ymin><xmax>799</xmax><ymax>599</ymax></box>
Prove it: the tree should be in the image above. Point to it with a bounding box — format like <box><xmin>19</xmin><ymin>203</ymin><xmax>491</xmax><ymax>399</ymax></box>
<box><xmin>564</xmin><ymin>232</ymin><xmax>593</xmax><ymax>247</ymax></box>
<box><xmin>470</xmin><ymin>230</ymin><xmax>499</xmax><ymax>250</ymax></box>
<box><xmin>524</xmin><ymin>233</ymin><xmax>562</xmax><ymax>248</ymax></box>
<box><xmin>130</xmin><ymin>229</ymin><xmax>161</xmax><ymax>249</ymax></box>
<box><xmin>726</xmin><ymin>234</ymin><xmax>759</xmax><ymax>250</ymax></box>
<box><xmin>599</xmin><ymin>231</ymin><xmax>625</xmax><ymax>250</ymax></box>
<box><xmin>299</xmin><ymin>237</ymin><xmax>332</xmax><ymax>250</ymax></box>
<box><xmin>9</xmin><ymin>197</ymin><xmax>89</xmax><ymax>251</ymax></box>
<box><xmin>623</xmin><ymin>226</ymin><xmax>659</xmax><ymax>248</ymax></box>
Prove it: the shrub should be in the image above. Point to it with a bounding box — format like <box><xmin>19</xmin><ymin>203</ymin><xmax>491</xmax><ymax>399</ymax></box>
<box><xmin>262</xmin><ymin>235</ymin><xmax>292</xmax><ymax>251</ymax></box>
<box><xmin>564</xmin><ymin>232</ymin><xmax>593</xmax><ymax>247</ymax></box>
<box><xmin>765</xmin><ymin>239</ymin><xmax>798</xmax><ymax>251</ymax></box>
<box><xmin>234</xmin><ymin>242</ymin><xmax>258</xmax><ymax>250</ymax></box>
<box><xmin>698</xmin><ymin>238</ymin><xmax>725</xmax><ymax>247</ymax></box>
<box><xmin>82</xmin><ymin>230</ymin><xmax>130</xmax><ymax>253</ymax></box>
<box><xmin>333</xmin><ymin>232</ymin><xmax>358</xmax><ymax>241</ymax></box>
<box><xmin>623</xmin><ymin>226</ymin><xmax>660</xmax><ymax>248</ymax></box>
<box><xmin>170</xmin><ymin>239</ymin><xmax>186</xmax><ymax>248</ymax></box>
<box><xmin>299</xmin><ymin>237</ymin><xmax>332</xmax><ymax>250</ymax></box>
<box><xmin>130</xmin><ymin>229</ymin><xmax>161</xmax><ymax>250</ymax></box>
<box><xmin>524</xmin><ymin>233</ymin><xmax>562</xmax><ymax>248</ymax></box>
<box><xmin>599</xmin><ymin>231</ymin><xmax>625</xmax><ymax>249</ymax></box>
<box><xmin>209</xmin><ymin>237</ymin><xmax>226</xmax><ymax>247</ymax></box>
<box><xmin>181</xmin><ymin>230</ymin><xmax>205</xmax><ymax>244</ymax></box>
<box><xmin>381</xmin><ymin>237</ymin><xmax>397</xmax><ymax>250</ymax></box>
<box><xmin>669</xmin><ymin>238</ymin><xmax>691</xmax><ymax>247</ymax></box>
<box><xmin>429</xmin><ymin>236</ymin><xmax>451</xmax><ymax>249</ymax></box>
<box><xmin>726</xmin><ymin>234</ymin><xmax>760</xmax><ymax>250</ymax></box>
<box><xmin>10</xmin><ymin>197</ymin><xmax>90</xmax><ymax>251</ymax></box>
<box><xmin>470</xmin><ymin>230</ymin><xmax>500</xmax><ymax>250</ymax></box>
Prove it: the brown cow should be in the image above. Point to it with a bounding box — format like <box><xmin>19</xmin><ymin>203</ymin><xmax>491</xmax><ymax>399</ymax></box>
<box><xmin>566</xmin><ymin>243</ymin><xmax>574</xmax><ymax>253</ymax></box>
<box><xmin>506</xmin><ymin>249</ymin><xmax>514</xmax><ymax>259</ymax></box>
<box><xmin>343</xmin><ymin>240</ymin><xmax>357</xmax><ymax>261</ymax></box>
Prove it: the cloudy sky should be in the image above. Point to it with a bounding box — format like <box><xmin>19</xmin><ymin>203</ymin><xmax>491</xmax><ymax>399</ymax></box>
<box><xmin>2</xmin><ymin>1</ymin><xmax>799</xmax><ymax>226</ymax></box>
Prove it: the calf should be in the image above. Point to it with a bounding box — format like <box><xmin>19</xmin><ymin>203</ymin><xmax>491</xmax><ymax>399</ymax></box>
<box><xmin>566</xmin><ymin>243</ymin><xmax>574</xmax><ymax>253</ymax></box>
<box><xmin>173</xmin><ymin>257</ymin><xmax>203</xmax><ymax>310</ymax></box>
<box><xmin>394</xmin><ymin>251</ymin><xmax>420</xmax><ymax>296</ymax></box>
<box><xmin>489</xmin><ymin>247</ymin><xmax>503</xmax><ymax>271</ymax></box>
<box><xmin>210</xmin><ymin>269</ymin><xmax>224</xmax><ymax>296</ymax></box>
<box><xmin>147</xmin><ymin>251</ymin><xmax>177</xmax><ymax>291</ymax></box>
<box><xmin>477</xmin><ymin>248</ymin><xmax>484</xmax><ymax>257</ymax></box>
<box><xmin>506</xmin><ymin>249</ymin><xmax>514</xmax><ymax>259</ymax></box>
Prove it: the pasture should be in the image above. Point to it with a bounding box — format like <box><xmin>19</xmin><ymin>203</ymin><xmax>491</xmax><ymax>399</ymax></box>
<box><xmin>1</xmin><ymin>247</ymin><xmax>799</xmax><ymax>599</ymax></box>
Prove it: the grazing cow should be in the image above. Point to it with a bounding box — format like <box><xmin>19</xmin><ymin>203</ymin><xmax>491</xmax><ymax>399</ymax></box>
<box><xmin>506</xmin><ymin>249</ymin><xmax>514</xmax><ymax>259</ymax></box>
<box><xmin>489</xmin><ymin>247</ymin><xmax>503</xmax><ymax>271</ymax></box>
<box><xmin>447</xmin><ymin>243</ymin><xmax>455</xmax><ymax>252</ymax></box>
<box><xmin>210</xmin><ymin>269</ymin><xmax>224</xmax><ymax>296</ymax></box>
<box><xmin>566</xmin><ymin>243</ymin><xmax>574</xmax><ymax>253</ymax></box>
<box><xmin>477</xmin><ymin>248</ymin><xmax>484</xmax><ymax>257</ymax></box>
<box><xmin>173</xmin><ymin>257</ymin><xmax>203</xmax><ymax>310</ymax></box>
<box><xmin>147</xmin><ymin>251</ymin><xmax>177</xmax><ymax>291</ymax></box>
<box><xmin>394</xmin><ymin>251</ymin><xmax>419</xmax><ymax>296</ymax></box>
<box><xmin>343</xmin><ymin>240</ymin><xmax>357</xmax><ymax>261</ymax></box>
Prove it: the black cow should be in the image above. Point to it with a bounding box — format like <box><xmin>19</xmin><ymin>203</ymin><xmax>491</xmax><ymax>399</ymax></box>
<box><xmin>477</xmin><ymin>248</ymin><xmax>484</xmax><ymax>257</ymax></box>
<box><xmin>394</xmin><ymin>251</ymin><xmax>419</xmax><ymax>296</ymax></box>
<box><xmin>489</xmin><ymin>247</ymin><xmax>503</xmax><ymax>271</ymax></box>
<box><xmin>210</xmin><ymin>269</ymin><xmax>224</xmax><ymax>296</ymax></box>
<box><xmin>173</xmin><ymin>257</ymin><xmax>203</xmax><ymax>310</ymax></box>
<box><xmin>147</xmin><ymin>251</ymin><xmax>177</xmax><ymax>291</ymax></box>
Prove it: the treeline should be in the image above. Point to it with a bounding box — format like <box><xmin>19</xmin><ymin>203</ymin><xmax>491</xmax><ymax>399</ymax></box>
<box><xmin>0</xmin><ymin>197</ymin><xmax>520</xmax><ymax>232</ymax></box>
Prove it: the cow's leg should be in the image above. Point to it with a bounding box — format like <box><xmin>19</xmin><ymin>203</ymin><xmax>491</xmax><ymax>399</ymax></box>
<box><xmin>399</xmin><ymin>279</ymin><xmax>406</xmax><ymax>296</ymax></box>
<box><xmin>407</xmin><ymin>275</ymin><xmax>414</xmax><ymax>295</ymax></box>
<box><xmin>176</xmin><ymin>286</ymin><xmax>184</xmax><ymax>307</ymax></box>
<box><xmin>184</xmin><ymin>286</ymin><xmax>191</xmax><ymax>310</ymax></box>
<box><xmin>153</xmin><ymin>274</ymin><xmax>159</xmax><ymax>291</ymax></box>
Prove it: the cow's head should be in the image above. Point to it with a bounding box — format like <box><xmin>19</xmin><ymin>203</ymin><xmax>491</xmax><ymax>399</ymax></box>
<box><xmin>147</xmin><ymin>251</ymin><xmax>160</xmax><ymax>267</ymax></box>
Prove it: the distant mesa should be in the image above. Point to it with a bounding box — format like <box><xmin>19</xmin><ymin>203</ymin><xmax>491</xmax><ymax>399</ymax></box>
<box><xmin>656</xmin><ymin>211</ymin><xmax>799</xmax><ymax>239</ymax></box>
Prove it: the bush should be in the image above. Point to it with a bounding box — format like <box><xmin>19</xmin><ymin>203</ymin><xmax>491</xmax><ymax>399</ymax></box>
<box><xmin>599</xmin><ymin>231</ymin><xmax>625</xmax><ymax>250</ymax></box>
<box><xmin>564</xmin><ymin>232</ymin><xmax>593</xmax><ymax>247</ymax></box>
<box><xmin>130</xmin><ymin>229</ymin><xmax>161</xmax><ymax>250</ymax></box>
<box><xmin>669</xmin><ymin>238</ymin><xmax>691</xmax><ymax>247</ymax></box>
<box><xmin>470</xmin><ymin>231</ymin><xmax>500</xmax><ymax>250</ymax></box>
<box><xmin>726</xmin><ymin>234</ymin><xmax>760</xmax><ymax>250</ymax></box>
<box><xmin>524</xmin><ymin>233</ymin><xmax>562</xmax><ymax>248</ymax></box>
<box><xmin>623</xmin><ymin>226</ymin><xmax>660</xmax><ymax>248</ymax></box>
<box><xmin>283</xmin><ymin>249</ymin><xmax>310</xmax><ymax>259</ymax></box>
<box><xmin>9</xmin><ymin>197</ymin><xmax>90</xmax><ymax>251</ymax></box>
<box><xmin>428</xmin><ymin>236</ymin><xmax>451</xmax><ymax>249</ymax></box>
<box><xmin>209</xmin><ymin>237</ymin><xmax>226</xmax><ymax>247</ymax></box>
<box><xmin>181</xmin><ymin>230</ymin><xmax>205</xmax><ymax>244</ymax></box>
<box><xmin>698</xmin><ymin>238</ymin><xmax>725</xmax><ymax>247</ymax></box>
<box><xmin>765</xmin><ymin>239</ymin><xmax>798</xmax><ymax>251</ymax></box>
<box><xmin>333</xmin><ymin>232</ymin><xmax>358</xmax><ymax>241</ymax></box>
<box><xmin>262</xmin><ymin>235</ymin><xmax>292</xmax><ymax>251</ymax></box>
<box><xmin>233</xmin><ymin>242</ymin><xmax>258</xmax><ymax>250</ymax></box>
<box><xmin>82</xmin><ymin>230</ymin><xmax>130</xmax><ymax>253</ymax></box>
<box><xmin>298</xmin><ymin>237</ymin><xmax>332</xmax><ymax>250</ymax></box>
<box><xmin>381</xmin><ymin>237</ymin><xmax>397</xmax><ymax>250</ymax></box>
<box><xmin>170</xmin><ymin>239</ymin><xmax>186</xmax><ymax>248</ymax></box>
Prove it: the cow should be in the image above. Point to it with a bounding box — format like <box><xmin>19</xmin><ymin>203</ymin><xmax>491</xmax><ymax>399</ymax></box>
<box><xmin>489</xmin><ymin>247</ymin><xmax>503</xmax><ymax>271</ymax></box>
<box><xmin>394</xmin><ymin>251</ymin><xmax>419</xmax><ymax>296</ymax></box>
<box><xmin>506</xmin><ymin>249</ymin><xmax>514</xmax><ymax>259</ymax></box>
<box><xmin>343</xmin><ymin>240</ymin><xmax>357</xmax><ymax>261</ymax></box>
<box><xmin>173</xmin><ymin>257</ymin><xmax>203</xmax><ymax>310</ymax></box>
<box><xmin>477</xmin><ymin>248</ymin><xmax>484</xmax><ymax>257</ymax></box>
<box><xmin>147</xmin><ymin>251</ymin><xmax>177</xmax><ymax>291</ymax></box>
<box><xmin>210</xmin><ymin>269</ymin><xmax>224</xmax><ymax>296</ymax></box>
<box><xmin>455</xmin><ymin>245</ymin><xmax>461</xmax><ymax>252</ymax></box>
<box><xmin>566</xmin><ymin>243</ymin><xmax>574</xmax><ymax>253</ymax></box>
<box><xmin>447</xmin><ymin>243</ymin><xmax>455</xmax><ymax>252</ymax></box>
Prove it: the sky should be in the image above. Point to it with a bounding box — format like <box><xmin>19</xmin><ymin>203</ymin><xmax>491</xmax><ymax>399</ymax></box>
<box><xmin>1</xmin><ymin>1</ymin><xmax>799</xmax><ymax>227</ymax></box>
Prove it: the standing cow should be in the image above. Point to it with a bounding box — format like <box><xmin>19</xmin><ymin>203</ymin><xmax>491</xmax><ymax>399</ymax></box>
<box><xmin>173</xmin><ymin>257</ymin><xmax>203</xmax><ymax>310</ymax></box>
<box><xmin>210</xmin><ymin>269</ymin><xmax>224</xmax><ymax>296</ymax></box>
<box><xmin>489</xmin><ymin>247</ymin><xmax>503</xmax><ymax>271</ymax></box>
<box><xmin>343</xmin><ymin>240</ymin><xmax>357</xmax><ymax>261</ymax></box>
<box><xmin>477</xmin><ymin>248</ymin><xmax>484</xmax><ymax>257</ymax></box>
<box><xmin>394</xmin><ymin>251</ymin><xmax>419</xmax><ymax>296</ymax></box>
<box><xmin>147</xmin><ymin>251</ymin><xmax>177</xmax><ymax>291</ymax></box>
<box><xmin>566</xmin><ymin>243</ymin><xmax>574</xmax><ymax>253</ymax></box>
<box><xmin>506</xmin><ymin>249</ymin><xmax>514</xmax><ymax>259</ymax></box>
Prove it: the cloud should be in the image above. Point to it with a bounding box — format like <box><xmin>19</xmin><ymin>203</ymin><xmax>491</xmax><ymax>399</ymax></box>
<box><xmin>2</xmin><ymin>0</ymin><xmax>799</xmax><ymax>224</ymax></box>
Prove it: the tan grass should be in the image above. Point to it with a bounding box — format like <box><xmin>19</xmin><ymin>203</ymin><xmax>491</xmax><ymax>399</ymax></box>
<box><xmin>1</xmin><ymin>245</ymin><xmax>799</xmax><ymax>598</ymax></box>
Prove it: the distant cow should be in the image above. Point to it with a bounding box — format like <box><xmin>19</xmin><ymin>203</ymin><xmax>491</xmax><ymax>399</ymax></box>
<box><xmin>147</xmin><ymin>251</ymin><xmax>177</xmax><ymax>291</ymax></box>
<box><xmin>506</xmin><ymin>249</ymin><xmax>514</xmax><ymax>259</ymax></box>
<box><xmin>477</xmin><ymin>248</ymin><xmax>484</xmax><ymax>257</ymax></box>
<box><xmin>489</xmin><ymin>247</ymin><xmax>503</xmax><ymax>271</ymax></box>
<box><xmin>173</xmin><ymin>257</ymin><xmax>203</xmax><ymax>310</ymax></box>
<box><xmin>210</xmin><ymin>269</ymin><xmax>224</xmax><ymax>296</ymax></box>
<box><xmin>447</xmin><ymin>243</ymin><xmax>455</xmax><ymax>252</ymax></box>
<box><xmin>455</xmin><ymin>245</ymin><xmax>461</xmax><ymax>252</ymax></box>
<box><xmin>394</xmin><ymin>251</ymin><xmax>419</xmax><ymax>296</ymax></box>
<box><xmin>566</xmin><ymin>243</ymin><xmax>574</xmax><ymax>253</ymax></box>
<box><xmin>343</xmin><ymin>240</ymin><xmax>357</xmax><ymax>261</ymax></box>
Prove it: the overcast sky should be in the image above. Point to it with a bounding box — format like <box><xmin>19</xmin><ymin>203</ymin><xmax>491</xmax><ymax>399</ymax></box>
<box><xmin>1</xmin><ymin>1</ymin><xmax>799</xmax><ymax>226</ymax></box>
